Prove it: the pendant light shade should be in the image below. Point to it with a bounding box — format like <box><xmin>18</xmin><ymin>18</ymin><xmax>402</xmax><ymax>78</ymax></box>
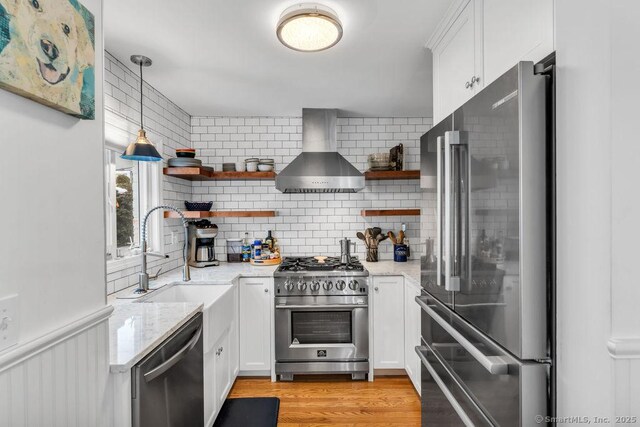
<box><xmin>121</xmin><ymin>55</ymin><xmax>162</xmax><ymax>162</ymax></box>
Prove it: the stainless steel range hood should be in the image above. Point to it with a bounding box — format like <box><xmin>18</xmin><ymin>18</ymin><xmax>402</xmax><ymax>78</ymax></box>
<box><xmin>275</xmin><ymin>109</ymin><xmax>365</xmax><ymax>193</ymax></box>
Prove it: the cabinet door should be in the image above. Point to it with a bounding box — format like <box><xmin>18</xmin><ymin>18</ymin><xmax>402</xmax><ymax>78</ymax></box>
<box><xmin>214</xmin><ymin>331</ymin><xmax>231</xmax><ymax>411</ymax></box>
<box><xmin>230</xmin><ymin>285</ymin><xmax>239</xmax><ymax>378</ymax></box>
<box><xmin>373</xmin><ymin>276</ymin><xmax>405</xmax><ymax>369</ymax></box>
<box><xmin>483</xmin><ymin>0</ymin><xmax>554</xmax><ymax>86</ymax></box>
<box><xmin>432</xmin><ymin>0</ymin><xmax>481</xmax><ymax>122</ymax></box>
<box><xmin>404</xmin><ymin>282</ymin><xmax>421</xmax><ymax>394</ymax></box>
<box><xmin>239</xmin><ymin>278</ymin><xmax>272</xmax><ymax>372</ymax></box>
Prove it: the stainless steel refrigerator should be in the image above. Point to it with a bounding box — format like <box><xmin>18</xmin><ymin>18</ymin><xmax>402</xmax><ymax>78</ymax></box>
<box><xmin>417</xmin><ymin>61</ymin><xmax>553</xmax><ymax>426</ymax></box>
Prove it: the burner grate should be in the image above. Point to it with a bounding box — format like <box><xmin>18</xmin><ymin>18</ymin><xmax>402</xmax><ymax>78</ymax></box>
<box><xmin>278</xmin><ymin>256</ymin><xmax>364</xmax><ymax>273</ymax></box>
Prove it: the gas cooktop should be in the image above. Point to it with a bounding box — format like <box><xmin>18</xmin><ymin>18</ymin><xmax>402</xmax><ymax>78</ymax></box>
<box><xmin>274</xmin><ymin>256</ymin><xmax>368</xmax><ymax>277</ymax></box>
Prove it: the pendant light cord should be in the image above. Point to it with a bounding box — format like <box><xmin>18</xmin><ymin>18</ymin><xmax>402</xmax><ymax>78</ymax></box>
<box><xmin>139</xmin><ymin>62</ymin><xmax>144</xmax><ymax>130</ymax></box>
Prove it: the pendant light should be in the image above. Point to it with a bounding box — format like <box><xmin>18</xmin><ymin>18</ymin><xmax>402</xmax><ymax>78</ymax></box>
<box><xmin>121</xmin><ymin>55</ymin><xmax>162</xmax><ymax>162</ymax></box>
<box><xmin>276</xmin><ymin>3</ymin><xmax>343</xmax><ymax>52</ymax></box>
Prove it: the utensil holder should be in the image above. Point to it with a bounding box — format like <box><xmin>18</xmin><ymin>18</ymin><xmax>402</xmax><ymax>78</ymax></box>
<box><xmin>394</xmin><ymin>244</ymin><xmax>408</xmax><ymax>262</ymax></box>
<box><xmin>366</xmin><ymin>247</ymin><xmax>379</xmax><ymax>262</ymax></box>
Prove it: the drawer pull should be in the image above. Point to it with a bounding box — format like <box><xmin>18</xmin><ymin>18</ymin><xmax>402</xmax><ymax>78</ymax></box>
<box><xmin>415</xmin><ymin>296</ymin><xmax>510</xmax><ymax>375</ymax></box>
<box><xmin>415</xmin><ymin>346</ymin><xmax>475</xmax><ymax>426</ymax></box>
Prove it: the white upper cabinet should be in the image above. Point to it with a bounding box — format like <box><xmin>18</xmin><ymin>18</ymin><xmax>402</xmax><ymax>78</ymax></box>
<box><xmin>482</xmin><ymin>0</ymin><xmax>554</xmax><ymax>85</ymax></box>
<box><xmin>429</xmin><ymin>0</ymin><xmax>554</xmax><ymax>123</ymax></box>
<box><xmin>430</xmin><ymin>0</ymin><xmax>483</xmax><ymax>123</ymax></box>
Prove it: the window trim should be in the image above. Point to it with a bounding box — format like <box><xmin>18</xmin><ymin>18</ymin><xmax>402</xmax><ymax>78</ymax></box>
<box><xmin>105</xmin><ymin>111</ymin><xmax>164</xmax><ymax>274</ymax></box>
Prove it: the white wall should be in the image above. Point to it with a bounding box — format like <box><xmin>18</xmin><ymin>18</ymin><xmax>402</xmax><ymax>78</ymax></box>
<box><xmin>0</xmin><ymin>0</ymin><xmax>106</xmax><ymax>347</ymax></box>
<box><xmin>555</xmin><ymin>0</ymin><xmax>640</xmax><ymax>420</ymax></box>
<box><xmin>0</xmin><ymin>0</ymin><xmax>112</xmax><ymax>425</ymax></box>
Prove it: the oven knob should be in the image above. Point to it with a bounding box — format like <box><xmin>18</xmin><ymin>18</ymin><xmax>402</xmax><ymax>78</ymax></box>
<box><xmin>310</xmin><ymin>281</ymin><xmax>320</xmax><ymax>292</ymax></box>
<box><xmin>349</xmin><ymin>280</ymin><xmax>359</xmax><ymax>290</ymax></box>
<box><xmin>284</xmin><ymin>280</ymin><xmax>294</xmax><ymax>291</ymax></box>
<box><xmin>336</xmin><ymin>280</ymin><xmax>346</xmax><ymax>290</ymax></box>
<box><xmin>297</xmin><ymin>281</ymin><xmax>307</xmax><ymax>291</ymax></box>
<box><xmin>323</xmin><ymin>281</ymin><xmax>333</xmax><ymax>291</ymax></box>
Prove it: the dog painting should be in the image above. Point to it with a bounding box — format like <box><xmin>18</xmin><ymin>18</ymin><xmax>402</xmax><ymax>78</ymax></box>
<box><xmin>0</xmin><ymin>0</ymin><xmax>95</xmax><ymax>119</ymax></box>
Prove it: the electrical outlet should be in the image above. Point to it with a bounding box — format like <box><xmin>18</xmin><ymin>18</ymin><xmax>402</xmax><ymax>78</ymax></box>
<box><xmin>0</xmin><ymin>294</ymin><xmax>18</xmax><ymax>352</ymax></box>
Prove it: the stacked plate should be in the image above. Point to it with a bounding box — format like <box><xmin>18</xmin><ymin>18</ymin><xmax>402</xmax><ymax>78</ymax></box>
<box><xmin>168</xmin><ymin>157</ymin><xmax>202</xmax><ymax>167</ymax></box>
<box><xmin>258</xmin><ymin>158</ymin><xmax>275</xmax><ymax>172</ymax></box>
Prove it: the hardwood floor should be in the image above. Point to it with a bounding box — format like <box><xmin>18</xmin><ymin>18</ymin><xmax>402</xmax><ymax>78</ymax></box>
<box><xmin>228</xmin><ymin>375</ymin><xmax>421</xmax><ymax>426</ymax></box>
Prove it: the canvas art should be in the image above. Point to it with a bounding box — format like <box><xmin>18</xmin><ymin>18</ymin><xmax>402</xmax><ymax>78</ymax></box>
<box><xmin>0</xmin><ymin>0</ymin><xmax>95</xmax><ymax>119</ymax></box>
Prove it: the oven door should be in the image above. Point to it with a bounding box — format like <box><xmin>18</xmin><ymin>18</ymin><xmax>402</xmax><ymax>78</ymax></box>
<box><xmin>275</xmin><ymin>296</ymin><xmax>368</xmax><ymax>362</ymax></box>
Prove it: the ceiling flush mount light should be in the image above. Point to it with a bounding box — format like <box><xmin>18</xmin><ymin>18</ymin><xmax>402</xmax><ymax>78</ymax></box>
<box><xmin>122</xmin><ymin>55</ymin><xmax>162</xmax><ymax>162</ymax></box>
<box><xmin>277</xmin><ymin>3</ymin><xmax>343</xmax><ymax>52</ymax></box>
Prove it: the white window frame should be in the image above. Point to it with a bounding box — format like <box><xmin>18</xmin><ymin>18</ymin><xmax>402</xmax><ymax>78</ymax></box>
<box><xmin>105</xmin><ymin>111</ymin><xmax>164</xmax><ymax>274</ymax></box>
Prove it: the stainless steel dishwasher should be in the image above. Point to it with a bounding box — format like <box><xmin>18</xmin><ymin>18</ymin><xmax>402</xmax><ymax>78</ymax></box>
<box><xmin>132</xmin><ymin>312</ymin><xmax>204</xmax><ymax>427</ymax></box>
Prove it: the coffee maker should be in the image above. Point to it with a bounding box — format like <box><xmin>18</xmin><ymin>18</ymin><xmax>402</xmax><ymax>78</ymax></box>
<box><xmin>188</xmin><ymin>220</ymin><xmax>219</xmax><ymax>267</ymax></box>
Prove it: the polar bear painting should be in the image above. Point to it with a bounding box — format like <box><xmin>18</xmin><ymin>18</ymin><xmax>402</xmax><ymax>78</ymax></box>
<box><xmin>0</xmin><ymin>0</ymin><xmax>95</xmax><ymax>119</ymax></box>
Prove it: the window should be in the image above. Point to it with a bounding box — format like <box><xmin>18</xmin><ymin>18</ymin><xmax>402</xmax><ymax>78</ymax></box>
<box><xmin>105</xmin><ymin>112</ymin><xmax>163</xmax><ymax>270</ymax></box>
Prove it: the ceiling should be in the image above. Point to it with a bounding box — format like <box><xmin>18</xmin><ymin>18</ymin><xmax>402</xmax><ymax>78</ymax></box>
<box><xmin>104</xmin><ymin>0</ymin><xmax>451</xmax><ymax>117</ymax></box>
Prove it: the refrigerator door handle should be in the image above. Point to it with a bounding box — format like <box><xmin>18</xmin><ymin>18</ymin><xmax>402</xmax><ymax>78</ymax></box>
<box><xmin>444</xmin><ymin>131</ymin><xmax>463</xmax><ymax>292</ymax></box>
<box><xmin>436</xmin><ymin>136</ymin><xmax>443</xmax><ymax>289</ymax></box>
<box><xmin>416</xmin><ymin>296</ymin><xmax>510</xmax><ymax>375</ymax></box>
<box><xmin>415</xmin><ymin>346</ymin><xmax>475</xmax><ymax>427</ymax></box>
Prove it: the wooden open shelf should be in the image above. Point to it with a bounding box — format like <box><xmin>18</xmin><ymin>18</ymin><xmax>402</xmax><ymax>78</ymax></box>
<box><xmin>364</xmin><ymin>170</ymin><xmax>420</xmax><ymax>180</ymax></box>
<box><xmin>163</xmin><ymin>167</ymin><xmax>276</xmax><ymax>181</ymax></box>
<box><xmin>164</xmin><ymin>210</ymin><xmax>277</xmax><ymax>219</ymax></box>
<box><xmin>360</xmin><ymin>209</ymin><xmax>420</xmax><ymax>217</ymax></box>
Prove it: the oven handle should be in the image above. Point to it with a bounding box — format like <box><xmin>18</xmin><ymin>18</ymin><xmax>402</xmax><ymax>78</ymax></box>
<box><xmin>415</xmin><ymin>296</ymin><xmax>509</xmax><ymax>375</ymax></box>
<box><xmin>275</xmin><ymin>304</ymin><xmax>367</xmax><ymax>309</ymax></box>
<box><xmin>415</xmin><ymin>346</ymin><xmax>475</xmax><ymax>427</ymax></box>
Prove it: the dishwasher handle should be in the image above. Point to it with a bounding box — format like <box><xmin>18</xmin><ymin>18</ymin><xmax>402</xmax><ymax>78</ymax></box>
<box><xmin>143</xmin><ymin>324</ymin><xmax>203</xmax><ymax>383</ymax></box>
<box><xmin>415</xmin><ymin>296</ymin><xmax>509</xmax><ymax>375</ymax></box>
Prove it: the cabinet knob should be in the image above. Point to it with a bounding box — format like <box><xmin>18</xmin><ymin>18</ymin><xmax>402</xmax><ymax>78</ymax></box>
<box><xmin>471</xmin><ymin>75</ymin><xmax>480</xmax><ymax>85</ymax></box>
<box><xmin>374</xmin><ymin>287</ymin><xmax>379</xmax><ymax>291</ymax></box>
<box><xmin>264</xmin><ymin>288</ymin><xmax>269</xmax><ymax>293</ymax></box>
<box><xmin>465</xmin><ymin>81</ymin><xmax>471</xmax><ymax>89</ymax></box>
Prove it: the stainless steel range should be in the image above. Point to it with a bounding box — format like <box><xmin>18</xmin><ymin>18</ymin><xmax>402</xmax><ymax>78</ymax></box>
<box><xmin>274</xmin><ymin>256</ymin><xmax>369</xmax><ymax>381</ymax></box>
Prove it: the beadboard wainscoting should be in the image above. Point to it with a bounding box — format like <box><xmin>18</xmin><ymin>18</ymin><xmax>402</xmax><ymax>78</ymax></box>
<box><xmin>104</xmin><ymin>52</ymin><xmax>193</xmax><ymax>294</ymax></box>
<box><xmin>0</xmin><ymin>309</ymin><xmax>112</xmax><ymax>427</ymax></box>
<box><xmin>191</xmin><ymin>116</ymin><xmax>436</xmax><ymax>260</ymax></box>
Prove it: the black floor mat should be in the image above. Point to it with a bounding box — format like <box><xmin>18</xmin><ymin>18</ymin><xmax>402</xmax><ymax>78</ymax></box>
<box><xmin>213</xmin><ymin>397</ymin><xmax>280</xmax><ymax>427</ymax></box>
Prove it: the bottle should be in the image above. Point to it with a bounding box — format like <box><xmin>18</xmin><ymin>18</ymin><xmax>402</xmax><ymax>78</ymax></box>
<box><xmin>242</xmin><ymin>232</ymin><xmax>251</xmax><ymax>262</ymax></box>
<box><xmin>252</xmin><ymin>239</ymin><xmax>262</xmax><ymax>260</ymax></box>
<box><xmin>265</xmin><ymin>230</ymin><xmax>274</xmax><ymax>251</ymax></box>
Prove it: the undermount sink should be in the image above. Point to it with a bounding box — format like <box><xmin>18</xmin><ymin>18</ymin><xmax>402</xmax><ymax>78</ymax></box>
<box><xmin>141</xmin><ymin>283</ymin><xmax>233</xmax><ymax>308</ymax></box>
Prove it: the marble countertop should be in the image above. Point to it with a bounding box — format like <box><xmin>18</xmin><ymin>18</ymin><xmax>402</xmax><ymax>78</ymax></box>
<box><xmin>109</xmin><ymin>301</ymin><xmax>203</xmax><ymax>373</ymax></box>
<box><xmin>107</xmin><ymin>260</ymin><xmax>420</xmax><ymax>372</ymax></box>
<box><xmin>363</xmin><ymin>260</ymin><xmax>420</xmax><ymax>287</ymax></box>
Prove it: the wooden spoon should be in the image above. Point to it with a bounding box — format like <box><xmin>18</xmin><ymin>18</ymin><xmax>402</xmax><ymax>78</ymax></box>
<box><xmin>388</xmin><ymin>231</ymin><xmax>397</xmax><ymax>244</ymax></box>
<box><xmin>398</xmin><ymin>230</ymin><xmax>405</xmax><ymax>244</ymax></box>
<box><xmin>356</xmin><ymin>232</ymin><xmax>366</xmax><ymax>242</ymax></box>
<box><xmin>372</xmin><ymin>227</ymin><xmax>382</xmax><ymax>238</ymax></box>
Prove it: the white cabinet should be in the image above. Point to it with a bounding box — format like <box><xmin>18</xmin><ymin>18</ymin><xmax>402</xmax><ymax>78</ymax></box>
<box><xmin>431</xmin><ymin>0</ymin><xmax>483</xmax><ymax>123</ymax></box>
<box><xmin>372</xmin><ymin>276</ymin><xmax>405</xmax><ymax>369</ymax></box>
<box><xmin>482</xmin><ymin>0</ymin><xmax>554</xmax><ymax>85</ymax></box>
<box><xmin>429</xmin><ymin>0</ymin><xmax>554</xmax><ymax>122</ymax></box>
<box><xmin>239</xmin><ymin>277</ymin><xmax>272</xmax><ymax>373</ymax></box>
<box><xmin>404</xmin><ymin>281</ymin><xmax>421</xmax><ymax>394</ymax></box>
<box><xmin>213</xmin><ymin>331</ymin><xmax>232</xmax><ymax>411</ymax></box>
